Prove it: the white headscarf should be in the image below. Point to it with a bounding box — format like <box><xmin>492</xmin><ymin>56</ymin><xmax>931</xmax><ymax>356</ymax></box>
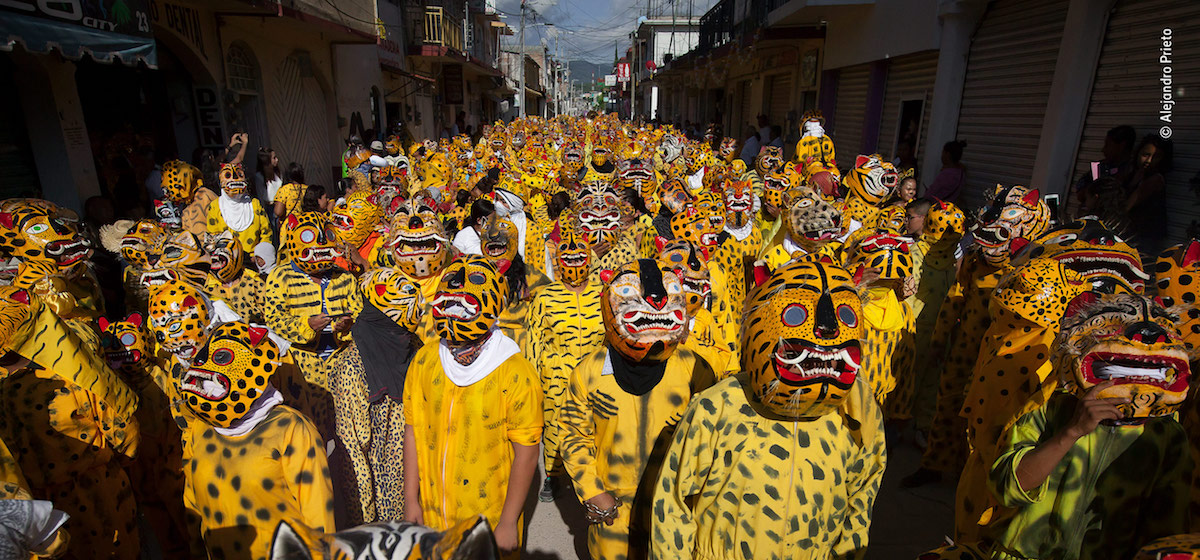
<box><xmin>253</xmin><ymin>242</ymin><xmax>277</xmax><ymax>274</ymax></box>
<box><xmin>217</xmin><ymin>193</ymin><xmax>255</xmax><ymax>232</ymax></box>
<box><xmin>438</xmin><ymin>330</ymin><xmax>520</xmax><ymax>387</ymax></box>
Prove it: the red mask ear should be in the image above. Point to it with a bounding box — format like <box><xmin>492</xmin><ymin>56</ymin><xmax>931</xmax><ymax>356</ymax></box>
<box><xmin>375</xmin><ymin>284</ymin><xmax>388</xmax><ymax>296</ymax></box>
<box><xmin>247</xmin><ymin>326</ymin><xmax>268</xmax><ymax>347</ymax></box>
<box><xmin>127</xmin><ymin>313</ymin><xmax>144</xmax><ymax>328</ymax></box>
<box><xmin>9</xmin><ymin>289</ymin><xmax>28</xmax><ymax>305</ymax></box>
<box><xmin>1009</xmin><ymin>237</ymin><xmax>1031</xmax><ymax>256</ymax></box>
<box><xmin>852</xmin><ymin>265</ymin><xmax>866</xmax><ymax>286</ymax></box>
<box><xmin>698</xmin><ymin>246</ymin><xmax>711</xmax><ymax>261</ymax></box>
<box><xmin>1183</xmin><ymin>239</ymin><xmax>1200</xmax><ymax>268</ymax></box>
<box><xmin>97</xmin><ymin>317</ymin><xmax>110</xmax><ymax>332</ymax></box>
<box><xmin>0</xmin><ymin>213</ymin><xmax>12</xmax><ymax>230</ymax></box>
<box><xmin>495</xmin><ymin>259</ymin><xmax>512</xmax><ymax>274</ymax></box>
<box><xmin>654</xmin><ymin>236</ymin><xmax>668</xmax><ymax>254</ymax></box>
<box><xmin>855</xmin><ymin>155</ymin><xmax>871</xmax><ymax>168</ymax></box>
<box><xmin>599</xmin><ymin>269</ymin><xmax>616</xmax><ymax>284</ymax></box>
<box><xmin>1154</xmin><ymin>296</ymin><xmax>1168</xmax><ymax>309</ymax></box>
<box><xmin>752</xmin><ymin>263</ymin><xmax>771</xmax><ymax>287</ymax></box>
<box><xmin>1022</xmin><ymin>189</ymin><xmax>1041</xmax><ymax>206</ymax></box>
<box><xmin>181</xmin><ymin>296</ymin><xmax>198</xmax><ymax>308</ymax></box>
<box><xmin>287</xmin><ymin>214</ymin><xmax>299</xmax><ymax>229</ymax></box>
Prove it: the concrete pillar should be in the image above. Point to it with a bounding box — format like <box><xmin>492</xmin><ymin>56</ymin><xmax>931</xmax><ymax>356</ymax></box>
<box><xmin>11</xmin><ymin>51</ymin><xmax>100</xmax><ymax>213</ymax></box>
<box><xmin>1029</xmin><ymin>0</ymin><xmax>1118</xmax><ymax>195</ymax></box>
<box><xmin>920</xmin><ymin>0</ymin><xmax>988</xmax><ymax>183</ymax></box>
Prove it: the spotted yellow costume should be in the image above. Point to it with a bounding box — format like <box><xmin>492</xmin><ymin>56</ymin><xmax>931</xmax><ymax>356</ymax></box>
<box><xmin>206</xmin><ymin>163</ymin><xmax>272</xmax><ymax>252</ymax></box>
<box><xmin>0</xmin><ymin>287</ymin><xmax>141</xmax><ymax>560</ymax></box>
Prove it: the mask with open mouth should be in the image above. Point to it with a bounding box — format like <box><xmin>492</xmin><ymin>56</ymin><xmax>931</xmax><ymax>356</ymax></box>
<box><xmin>0</xmin><ymin>199</ymin><xmax>92</xmax><ymax>273</ymax></box>
<box><xmin>433</xmin><ymin>256</ymin><xmax>506</xmax><ymax>344</ymax></box>
<box><xmin>331</xmin><ymin>189</ymin><xmax>384</xmax><ymax>249</ymax></box>
<box><xmin>375</xmin><ymin>166</ymin><xmax>409</xmax><ymax>214</ymax></box>
<box><xmin>742</xmin><ymin>260</ymin><xmax>864</xmax><ymax>420</ymax></box>
<box><xmin>669</xmin><ymin>205</ymin><xmax>719</xmax><ymax>249</ymax></box>
<box><xmin>1055</xmin><ymin>293</ymin><xmax>1194</xmax><ymax>422</ymax></box>
<box><xmin>160</xmin><ymin>160</ymin><xmax>204</xmax><ymax>205</ymax></box>
<box><xmin>847</xmin><ymin>234</ymin><xmax>914</xmax><ymax>283</ymax></box>
<box><xmin>844</xmin><ymin>154</ymin><xmax>898</xmax><ymax>206</ymax></box>
<box><xmin>755</xmin><ymin>146</ymin><xmax>785</xmax><ymax>178</ymax></box>
<box><xmin>206</xmin><ymin>230</ymin><xmax>245</xmax><ymax>284</ymax></box>
<box><xmin>658</xmin><ymin>134</ymin><xmax>683</xmax><ymax>164</ymax></box>
<box><xmin>181</xmin><ymin>322</ymin><xmax>279</xmax><ymax>428</ymax></box>
<box><xmin>99</xmin><ymin>313</ymin><xmax>149</xmax><ymax>374</ymax></box>
<box><xmin>719</xmin><ymin>137</ymin><xmax>739</xmax><ymax>163</ymax></box>
<box><xmin>361</xmin><ymin>267</ymin><xmax>425</xmax><ymax>330</ymax></box>
<box><xmin>563</xmin><ymin>141</ymin><xmax>585</xmax><ymax>164</ymax></box>
<box><xmin>140</xmin><ymin>230</ymin><xmax>211</xmax><ymax>288</ymax></box>
<box><xmin>801</xmin><ymin>159</ymin><xmax>842</xmax><ymax>202</ymax></box>
<box><xmin>783</xmin><ymin>187</ymin><xmax>844</xmax><ymax>254</ymax></box>
<box><xmin>761</xmin><ymin>167</ymin><xmax>802</xmax><ymax>209</ymax></box>
<box><xmin>973</xmin><ymin>184</ymin><xmax>1051</xmax><ymax>267</ymax></box>
<box><xmin>693</xmin><ymin>191</ymin><xmax>726</xmax><ymax>241</ymax></box>
<box><xmin>387</xmin><ymin>197</ymin><xmax>449</xmax><ymax>279</ymax></box>
<box><xmin>875</xmin><ymin>206</ymin><xmax>907</xmax><ymax>236</ymax></box>
<box><xmin>655</xmin><ymin>239</ymin><xmax>710</xmax><ymax>315</ymax></box>
<box><xmin>722</xmin><ymin>178</ymin><xmax>755</xmax><ymax>228</ymax></box>
<box><xmin>148</xmin><ymin>280</ymin><xmax>211</xmax><ymax>361</ymax></box>
<box><xmin>1012</xmin><ymin>218</ymin><xmax>1148</xmax><ymax>294</ymax></box>
<box><xmin>574</xmin><ymin>191</ymin><xmax>623</xmax><ymax>247</ymax></box>
<box><xmin>385</xmin><ymin>136</ymin><xmax>404</xmax><ymax>156</ymax></box>
<box><xmin>658</xmin><ymin>178</ymin><xmax>692</xmax><ymax>215</ymax></box>
<box><xmin>219</xmin><ymin>163</ymin><xmax>249</xmax><ymax>198</ymax></box>
<box><xmin>120</xmin><ymin>219</ymin><xmax>167</xmax><ymax>268</ymax></box>
<box><xmin>283</xmin><ymin>212</ymin><xmax>343</xmax><ymax>276</ymax></box>
<box><xmin>600</xmin><ymin>259</ymin><xmax>687</xmax><ymax>363</ymax></box>
<box><xmin>555</xmin><ymin>228</ymin><xmax>592</xmax><ymax>288</ymax></box>
<box><xmin>479</xmin><ymin>216</ymin><xmax>519</xmax><ymax>269</ymax></box>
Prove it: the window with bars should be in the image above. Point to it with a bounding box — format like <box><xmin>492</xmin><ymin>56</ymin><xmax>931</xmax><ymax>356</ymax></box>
<box><xmin>226</xmin><ymin>44</ymin><xmax>260</xmax><ymax>95</ymax></box>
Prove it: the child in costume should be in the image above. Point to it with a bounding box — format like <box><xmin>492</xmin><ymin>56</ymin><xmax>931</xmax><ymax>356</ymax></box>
<box><xmin>523</xmin><ymin>229</ymin><xmax>607</xmax><ymax>502</ymax></box>
<box><xmin>559</xmin><ymin>259</ymin><xmax>715</xmax><ymax>560</ymax></box>
<box><xmin>650</xmin><ymin>260</ymin><xmax>886</xmax><ymax>559</ymax></box>
<box><xmin>982</xmin><ymin>293</ymin><xmax>1192</xmax><ymax>559</ymax></box>
<box><xmin>846</xmin><ymin>233</ymin><xmax>916</xmax><ymax>405</ymax></box>
<box><xmin>656</xmin><ymin>238</ymin><xmax>732</xmax><ymax>376</ymax></box>
<box><xmin>207</xmin><ymin>163</ymin><xmax>272</xmax><ymax>253</ymax></box>
<box><xmin>205</xmin><ymin>230</ymin><xmax>266</xmax><ymax>323</ymax></box>
<box><xmin>402</xmin><ymin>256</ymin><xmax>542</xmax><ymax>558</ymax></box>
<box><xmin>178</xmin><ymin>321</ymin><xmax>335</xmax><ymax>560</ymax></box>
<box><xmin>0</xmin><ymin>286</ymin><xmax>141</xmax><ymax>560</ymax></box>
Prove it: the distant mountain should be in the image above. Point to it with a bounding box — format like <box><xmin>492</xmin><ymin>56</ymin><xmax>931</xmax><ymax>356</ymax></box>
<box><xmin>568</xmin><ymin>60</ymin><xmax>607</xmax><ymax>83</ymax></box>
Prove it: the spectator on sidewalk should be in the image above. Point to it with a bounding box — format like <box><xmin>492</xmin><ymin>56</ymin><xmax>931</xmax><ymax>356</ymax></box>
<box><xmin>926</xmin><ymin>140</ymin><xmax>968</xmax><ymax>203</ymax></box>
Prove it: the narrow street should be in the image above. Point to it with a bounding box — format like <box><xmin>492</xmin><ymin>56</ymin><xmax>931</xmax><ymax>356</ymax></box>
<box><xmin>522</xmin><ymin>437</ymin><xmax>956</xmax><ymax>559</ymax></box>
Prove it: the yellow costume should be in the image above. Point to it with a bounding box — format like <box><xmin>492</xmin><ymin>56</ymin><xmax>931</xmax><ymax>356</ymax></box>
<box><xmin>206</xmin><ymin>163</ymin><xmax>272</xmax><ymax>252</ymax></box>
<box><xmin>204</xmin><ymin>230</ymin><xmax>266</xmax><ymax>323</ymax></box>
<box><xmin>840</xmin><ymin>154</ymin><xmax>898</xmax><ymax>230</ymax></box>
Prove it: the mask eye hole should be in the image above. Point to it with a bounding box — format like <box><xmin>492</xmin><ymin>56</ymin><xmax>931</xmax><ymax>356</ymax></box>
<box><xmin>467</xmin><ymin>272</ymin><xmax>487</xmax><ymax>285</ymax></box>
<box><xmin>211</xmin><ymin>348</ymin><xmax>234</xmax><ymax>366</ymax></box>
<box><xmin>837</xmin><ymin>304</ymin><xmax>858</xmax><ymax>328</ymax></box>
<box><xmin>782</xmin><ymin>304</ymin><xmax>808</xmax><ymax>327</ymax></box>
<box><xmin>299</xmin><ymin>229</ymin><xmax>317</xmax><ymax>243</ymax></box>
<box><xmin>119</xmin><ymin>333</ymin><xmax>137</xmax><ymax>346</ymax></box>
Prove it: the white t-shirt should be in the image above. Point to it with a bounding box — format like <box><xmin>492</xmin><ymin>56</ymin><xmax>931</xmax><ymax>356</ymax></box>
<box><xmin>453</xmin><ymin>226</ymin><xmax>482</xmax><ymax>255</ymax></box>
<box><xmin>266</xmin><ymin>176</ymin><xmax>283</xmax><ymax>203</ymax></box>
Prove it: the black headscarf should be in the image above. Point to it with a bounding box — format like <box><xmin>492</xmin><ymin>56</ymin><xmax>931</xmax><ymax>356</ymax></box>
<box><xmin>607</xmin><ymin>344</ymin><xmax>667</xmax><ymax>396</ymax></box>
<box><xmin>352</xmin><ymin>301</ymin><xmax>422</xmax><ymax>402</ymax></box>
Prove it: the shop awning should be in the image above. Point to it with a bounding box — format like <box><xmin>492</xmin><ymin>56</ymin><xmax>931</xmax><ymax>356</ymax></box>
<box><xmin>0</xmin><ymin>1</ymin><xmax>156</xmax><ymax>67</ymax></box>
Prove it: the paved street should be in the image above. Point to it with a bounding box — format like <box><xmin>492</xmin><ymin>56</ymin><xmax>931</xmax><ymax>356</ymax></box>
<box><xmin>521</xmin><ymin>435</ymin><xmax>956</xmax><ymax>559</ymax></box>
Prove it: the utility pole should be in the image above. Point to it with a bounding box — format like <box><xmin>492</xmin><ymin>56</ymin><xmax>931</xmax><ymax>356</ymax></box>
<box><xmin>518</xmin><ymin>0</ymin><xmax>526</xmax><ymax>118</ymax></box>
<box><xmin>631</xmin><ymin>30</ymin><xmax>636</xmax><ymax>118</ymax></box>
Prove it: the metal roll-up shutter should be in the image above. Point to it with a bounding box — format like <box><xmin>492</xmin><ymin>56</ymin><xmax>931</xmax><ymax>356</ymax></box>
<box><xmin>833</xmin><ymin>63</ymin><xmax>870</xmax><ymax>165</ymax></box>
<box><xmin>876</xmin><ymin>50</ymin><xmax>939</xmax><ymax>168</ymax></box>
<box><xmin>767</xmin><ymin>72</ymin><xmax>792</xmax><ymax>132</ymax></box>
<box><xmin>738</xmin><ymin>80</ymin><xmax>753</xmax><ymax>133</ymax></box>
<box><xmin>1072</xmin><ymin>0</ymin><xmax>1200</xmax><ymax>242</ymax></box>
<box><xmin>956</xmin><ymin>0</ymin><xmax>1069</xmax><ymax>211</ymax></box>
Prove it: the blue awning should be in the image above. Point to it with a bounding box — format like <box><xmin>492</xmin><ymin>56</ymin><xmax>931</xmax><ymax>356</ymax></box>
<box><xmin>0</xmin><ymin>3</ymin><xmax>156</xmax><ymax>68</ymax></box>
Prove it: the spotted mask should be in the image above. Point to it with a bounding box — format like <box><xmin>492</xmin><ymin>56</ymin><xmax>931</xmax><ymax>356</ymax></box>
<box><xmin>432</xmin><ymin>256</ymin><xmax>507</xmax><ymax>344</ymax></box>
<box><xmin>148</xmin><ymin>280</ymin><xmax>211</xmax><ymax>361</ymax></box>
<box><xmin>386</xmin><ymin>197</ymin><xmax>449</xmax><ymax>279</ymax></box>
<box><xmin>207</xmin><ymin>230</ymin><xmax>245</xmax><ymax>285</ymax></box>
<box><xmin>973</xmin><ymin>184</ymin><xmax>1050</xmax><ymax>267</ymax></box>
<box><xmin>600</xmin><ymin>259</ymin><xmax>688</xmax><ymax>363</ymax></box>
<box><xmin>555</xmin><ymin>228</ymin><xmax>592</xmax><ymax>288</ymax></box>
<box><xmin>181</xmin><ymin>322</ymin><xmax>280</xmax><ymax>427</ymax></box>
<box><xmin>331</xmin><ymin>189</ymin><xmax>384</xmax><ymax>249</ymax></box>
<box><xmin>656</xmin><ymin>238</ymin><xmax>710</xmax><ymax>315</ymax></box>
<box><xmin>1013</xmin><ymin>218</ymin><xmax>1148</xmax><ymax>294</ymax></box>
<box><xmin>219</xmin><ymin>163</ymin><xmax>249</xmax><ymax>198</ymax></box>
<box><xmin>283</xmin><ymin>212</ymin><xmax>343</xmax><ymax>276</ymax></box>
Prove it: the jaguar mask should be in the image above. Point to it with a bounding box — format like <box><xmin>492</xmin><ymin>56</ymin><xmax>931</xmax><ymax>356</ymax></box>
<box><xmin>973</xmin><ymin>184</ymin><xmax>1051</xmax><ymax>267</ymax></box>
<box><xmin>331</xmin><ymin>189</ymin><xmax>384</xmax><ymax>249</ymax></box>
<box><xmin>140</xmin><ymin>230</ymin><xmax>211</xmax><ymax>288</ymax></box>
<box><xmin>722</xmin><ymin>178</ymin><xmax>755</xmax><ymax>229</ymax></box>
<box><xmin>755</xmin><ymin>146</ymin><xmax>785</xmax><ymax>178</ymax></box>
<box><xmin>0</xmin><ymin>199</ymin><xmax>91</xmax><ymax>273</ymax></box>
<box><xmin>843</xmin><ymin>154</ymin><xmax>898</xmax><ymax>206</ymax></box>
<box><xmin>555</xmin><ymin>228</ymin><xmax>591</xmax><ymax>288</ymax></box>
<box><xmin>656</xmin><ymin>238</ymin><xmax>710</xmax><ymax>315</ymax></box>
<box><xmin>432</xmin><ymin>256</ymin><xmax>506</xmax><ymax>345</ymax></box>
<box><xmin>207</xmin><ymin>230</ymin><xmax>246</xmax><ymax>285</ymax></box>
<box><xmin>1013</xmin><ymin>218</ymin><xmax>1148</xmax><ymax>294</ymax></box>
<box><xmin>600</xmin><ymin>259</ymin><xmax>688</xmax><ymax>363</ymax></box>
<box><xmin>479</xmin><ymin>216</ymin><xmax>520</xmax><ymax>269</ymax></box>
<box><xmin>741</xmin><ymin>260</ymin><xmax>864</xmax><ymax>420</ymax></box>
<box><xmin>99</xmin><ymin>313</ymin><xmax>150</xmax><ymax>373</ymax></box>
<box><xmin>219</xmin><ymin>163</ymin><xmax>249</xmax><ymax>198</ymax></box>
<box><xmin>783</xmin><ymin>187</ymin><xmax>844</xmax><ymax>254</ymax></box>
<box><xmin>181</xmin><ymin>322</ymin><xmax>279</xmax><ymax>427</ymax></box>
<box><xmin>1054</xmin><ymin>293</ymin><xmax>1193</xmax><ymax>422</ymax></box>
<box><xmin>574</xmin><ymin>191</ymin><xmax>623</xmax><ymax>247</ymax></box>
<box><xmin>360</xmin><ymin>268</ymin><xmax>425</xmax><ymax>331</ymax></box>
<box><xmin>161</xmin><ymin>160</ymin><xmax>204</xmax><ymax>204</ymax></box>
<box><xmin>120</xmin><ymin>219</ymin><xmax>167</xmax><ymax>269</ymax></box>
<box><xmin>283</xmin><ymin>212</ymin><xmax>342</xmax><ymax>276</ymax></box>
<box><xmin>387</xmin><ymin>197</ymin><xmax>449</xmax><ymax>279</ymax></box>
<box><xmin>148</xmin><ymin>280</ymin><xmax>211</xmax><ymax>361</ymax></box>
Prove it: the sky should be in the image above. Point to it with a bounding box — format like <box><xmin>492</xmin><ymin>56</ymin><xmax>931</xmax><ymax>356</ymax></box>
<box><xmin>494</xmin><ymin>0</ymin><xmax>714</xmax><ymax>65</ymax></box>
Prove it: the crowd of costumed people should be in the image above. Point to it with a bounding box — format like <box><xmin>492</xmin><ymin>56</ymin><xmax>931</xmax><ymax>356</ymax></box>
<box><xmin>0</xmin><ymin>111</ymin><xmax>1195</xmax><ymax>560</ymax></box>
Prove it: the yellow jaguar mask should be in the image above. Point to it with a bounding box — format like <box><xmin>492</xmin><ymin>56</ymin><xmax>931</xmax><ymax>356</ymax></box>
<box><xmin>479</xmin><ymin>216</ymin><xmax>520</xmax><ymax>268</ymax></box>
<box><xmin>385</xmin><ymin>136</ymin><xmax>404</xmax><ymax>156</ymax></box>
<box><xmin>140</xmin><ymin>230</ymin><xmax>211</xmax><ymax>288</ymax></box>
<box><xmin>658</xmin><ymin>178</ymin><xmax>692</xmax><ymax>215</ymax></box>
<box><xmin>99</xmin><ymin>313</ymin><xmax>150</xmax><ymax>373</ymax></box>
<box><xmin>331</xmin><ymin>189</ymin><xmax>384</xmax><ymax>249</ymax></box>
<box><xmin>562</xmin><ymin>140</ymin><xmax>585</xmax><ymax>164</ymax></box>
<box><xmin>656</xmin><ymin>238</ymin><xmax>710</xmax><ymax>315</ymax></box>
<box><xmin>555</xmin><ymin>228</ymin><xmax>591</xmax><ymax>288</ymax></box>
<box><xmin>669</xmin><ymin>206</ymin><xmax>717</xmax><ymax>249</ymax></box>
<box><xmin>875</xmin><ymin>206</ymin><xmax>907</xmax><ymax>236</ymax></box>
<box><xmin>847</xmin><ymin>234</ymin><xmax>914</xmax><ymax>283</ymax></box>
<box><xmin>1154</xmin><ymin>241</ymin><xmax>1200</xmax><ymax>348</ymax></box>
<box><xmin>741</xmin><ymin>260</ymin><xmax>864</xmax><ymax>420</ymax></box>
<box><xmin>923</xmin><ymin>200</ymin><xmax>966</xmax><ymax>246</ymax></box>
<box><xmin>181</xmin><ymin>322</ymin><xmax>279</xmax><ymax>428</ymax></box>
<box><xmin>1055</xmin><ymin>293</ymin><xmax>1193</xmax><ymax>422</ymax></box>
<box><xmin>375</xmin><ymin>166</ymin><xmax>409</xmax><ymax>213</ymax></box>
<box><xmin>120</xmin><ymin>219</ymin><xmax>167</xmax><ymax>268</ymax></box>
<box><xmin>802</xmin><ymin>159</ymin><xmax>843</xmax><ymax>202</ymax></box>
<box><xmin>762</xmin><ymin>167</ymin><xmax>802</xmax><ymax>209</ymax></box>
<box><xmin>387</xmin><ymin>197</ymin><xmax>449</xmax><ymax>279</ymax></box>
<box><xmin>0</xmin><ymin>199</ymin><xmax>91</xmax><ymax>273</ymax></box>
<box><xmin>722</xmin><ymin>178</ymin><xmax>755</xmax><ymax>229</ymax></box>
<box><xmin>783</xmin><ymin>187</ymin><xmax>844</xmax><ymax>254</ymax></box>
<box><xmin>1014</xmin><ymin>218</ymin><xmax>1147</xmax><ymax>294</ymax></box>
<box><xmin>148</xmin><ymin>280</ymin><xmax>211</xmax><ymax>360</ymax></box>
<box><xmin>219</xmin><ymin>163</ymin><xmax>249</xmax><ymax>198</ymax></box>
<box><xmin>843</xmin><ymin>154</ymin><xmax>898</xmax><ymax>206</ymax></box>
<box><xmin>992</xmin><ymin>257</ymin><xmax>1088</xmax><ymax>329</ymax></box>
<box><xmin>973</xmin><ymin>184</ymin><xmax>1050</xmax><ymax>267</ymax></box>
<box><xmin>161</xmin><ymin>160</ymin><xmax>204</xmax><ymax>204</ymax></box>
<box><xmin>755</xmin><ymin>146</ymin><xmax>784</xmax><ymax>178</ymax></box>
<box><xmin>574</xmin><ymin>191</ymin><xmax>623</xmax><ymax>247</ymax></box>
<box><xmin>360</xmin><ymin>268</ymin><xmax>424</xmax><ymax>331</ymax></box>
<box><xmin>693</xmin><ymin>191</ymin><xmax>725</xmax><ymax>242</ymax></box>
<box><xmin>600</xmin><ymin>259</ymin><xmax>687</xmax><ymax>363</ymax></box>
<box><xmin>207</xmin><ymin>230</ymin><xmax>245</xmax><ymax>285</ymax></box>
<box><xmin>718</xmin><ymin>138</ymin><xmax>739</xmax><ymax>163</ymax></box>
<box><xmin>432</xmin><ymin>256</ymin><xmax>506</xmax><ymax>344</ymax></box>
<box><xmin>283</xmin><ymin>212</ymin><xmax>342</xmax><ymax>276</ymax></box>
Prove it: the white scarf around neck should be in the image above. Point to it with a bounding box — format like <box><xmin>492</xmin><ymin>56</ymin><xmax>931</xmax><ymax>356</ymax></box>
<box><xmin>438</xmin><ymin>330</ymin><xmax>520</xmax><ymax>387</ymax></box>
<box><xmin>215</xmin><ymin>385</ymin><xmax>283</xmax><ymax>437</ymax></box>
<box><xmin>218</xmin><ymin>192</ymin><xmax>255</xmax><ymax>232</ymax></box>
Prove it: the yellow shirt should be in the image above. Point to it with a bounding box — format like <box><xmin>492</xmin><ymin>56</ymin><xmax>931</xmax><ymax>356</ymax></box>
<box><xmin>403</xmin><ymin>344</ymin><xmax>544</xmax><ymax>532</ymax></box>
<box><xmin>651</xmin><ymin>375</ymin><xmax>886</xmax><ymax>560</ymax></box>
<box><xmin>206</xmin><ymin>197</ymin><xmax>272</xmax><ymax>253</ymax></box>
<box><xmin>560</xmin><ymin>347</ymin><xmax>715</xmax><ymax>502</ymax></box>
<box><xmin>684</xmin><ymin>309</ymin><xmax>733</xmax><ymax>377</ymax></box>
<box><xmin>275</xmin><ymin>182</ymin><xmax>307</xmax><ymax>218</ymax></box>
<box><xmin>181</xmin><ymin>405</ymin><xmax>334</xmax><ymax>560</ymax></box>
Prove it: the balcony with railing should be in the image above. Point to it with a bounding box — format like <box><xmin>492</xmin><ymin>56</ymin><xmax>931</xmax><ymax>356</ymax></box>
<box><xmin>422</xmin><ymin>5</ymin><xmax>465</xmax><ymax>51</ymax></box>
<box><xmin>698</xmin><ymin>0</ymin><xmax>733</xmax><ymax>53</ymax></box>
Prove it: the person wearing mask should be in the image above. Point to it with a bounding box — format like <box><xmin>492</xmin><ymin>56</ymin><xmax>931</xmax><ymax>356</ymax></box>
<box><xmin>452</xmin><ymin>199</ymin><xmax>495</xmax><ymax>256</ymax></box>
<box><xmin>253</xmin><ymin>241</ymin><xmax>277</xmax><ymax>275</ymax></box>
<box><xmin>926</xmin><ymin>140</ymin><xmax>968</xmax><ymax>203</ymax></box>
